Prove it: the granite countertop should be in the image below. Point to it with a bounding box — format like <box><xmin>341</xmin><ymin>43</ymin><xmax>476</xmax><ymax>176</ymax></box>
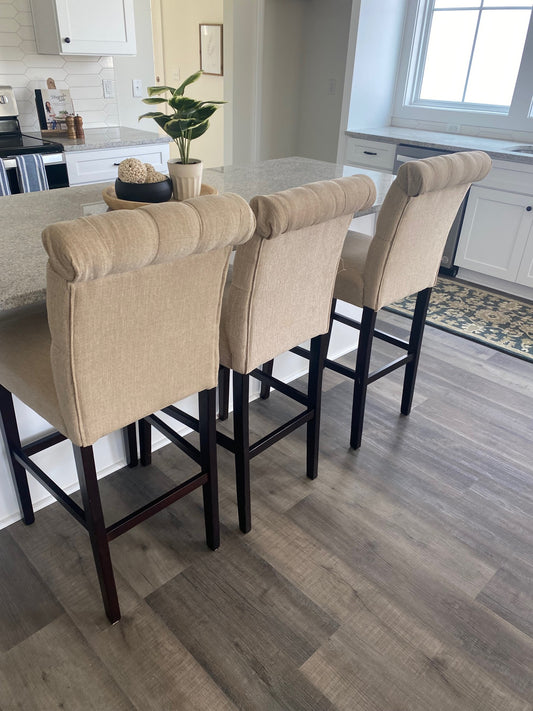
<box><xmin>346</xmin><ymin>126</ymin><xmax>533</xmax><ymax>164</ymax></box>
<box><xmin>27</xmin><ymin>126</ymin><xmax>171</xmax><ymax>152</ymax></box>
<box><xmin>0</xmin><ymin>157</ymin><xmax>393</xmax><ymax>313</ymax></box>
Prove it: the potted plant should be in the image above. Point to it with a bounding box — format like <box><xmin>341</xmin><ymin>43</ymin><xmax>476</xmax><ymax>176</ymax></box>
<box><xmin>139</xmin><ymin>70</ymin><xmax>224</xmax><ymax>200</ymax></box>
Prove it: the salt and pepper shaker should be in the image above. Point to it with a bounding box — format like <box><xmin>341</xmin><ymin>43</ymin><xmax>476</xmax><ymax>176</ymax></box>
<box><xmin>65</xmin><ymin>115</ymin><xmax>76</xmax><ymax>139</ymax></box>
<box><xmin>74</xmin><ymin>114</ymin><xmax>84</xmax><ymax>139</ymax></box>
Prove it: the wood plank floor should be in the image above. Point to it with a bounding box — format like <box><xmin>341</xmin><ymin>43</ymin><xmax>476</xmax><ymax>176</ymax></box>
<box><xmin>1</xmin><ymin>310</ymin><xmax>532</xmax><ymax>710</ymax></box>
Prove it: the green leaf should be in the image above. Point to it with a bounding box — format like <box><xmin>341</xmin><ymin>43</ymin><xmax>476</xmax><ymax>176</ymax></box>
<box><xmin>162</xmin><ymin>117</ymin><xmax>197</xmax><ymax>139</ymax></box>
<box><xmin>138</xmin><ymin>111</ymin><xmax>167</xmax><ymax>120</ymax></box>
<box><xmin>174</xmin><ymin>70</ymin><xmax>202</xmax><ymax>96</ymax></box>
<box><xmin>188</xmin><ymin>119</ymin><xmax>209</xmax><ymax>140</ymax></box>
<box><xmin>197</xmin><ymin>100</ymin><xmax>226</xmax><ymax>106</ymax></box>
<box><xmin>168</xmin><ymin>95</ymin><xmax>201</xmax><ymax>112</ymax></box>
<box><xmin>194</xmin><ymin>105</ymin><xmax>218</xmax><ymax>122</ymax></box>
<box><xmin>141</xmin><ymin>97</ymin><xmax>167</xmax><ymax>105</ymax></box>
<box><xmin>146</xmin><ymin>85</ymin><xmax>175</xmax><ymax>96</ymax></box>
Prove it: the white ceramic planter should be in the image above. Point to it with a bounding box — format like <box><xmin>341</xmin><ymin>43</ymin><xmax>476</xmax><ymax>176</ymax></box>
<box><xmin>167</xmin><ymin>159</ymin><xmax>203</xmax><ymax>201</ymax></box>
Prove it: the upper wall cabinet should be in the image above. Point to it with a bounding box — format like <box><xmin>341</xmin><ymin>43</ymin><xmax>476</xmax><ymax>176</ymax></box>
<box><xmin>29</xmin><ymin>0</ymin><xmax>136</xmax><ymax>56</ymax></box>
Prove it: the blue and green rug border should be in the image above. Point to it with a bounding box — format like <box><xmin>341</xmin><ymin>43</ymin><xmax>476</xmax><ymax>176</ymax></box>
<box><xmin>385</xmin><ymin>277</ymin><xmax>533</xmax><ymax>364</ymax></box>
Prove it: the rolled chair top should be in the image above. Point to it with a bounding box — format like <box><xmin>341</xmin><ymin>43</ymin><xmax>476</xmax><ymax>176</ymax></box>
<box><xmin>396</xmin><ymin>150</ymin><xmax>492</xmax><ymax>197</ymax></box>
<box><xmin>250</xmin><ymin>174</ymin><xmax>376</xmax><ymax>239</ymax></box>
<box><xmin>42</xmin><ymin>192</ymin><xmax>255</xmax><ymax>282</ymax></box>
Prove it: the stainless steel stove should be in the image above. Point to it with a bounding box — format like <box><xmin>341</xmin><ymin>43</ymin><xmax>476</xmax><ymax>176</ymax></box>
<box><xmin>0</xmin><ymin>86</ymin><xmax>69</xmax><ymax>193</ymax></box>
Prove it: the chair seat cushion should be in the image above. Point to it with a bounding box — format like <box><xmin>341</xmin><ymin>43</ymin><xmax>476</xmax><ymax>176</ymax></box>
<box><xmin>0</xmin><ymin>302</ymin><xmax>66</xmax><ymax>435</ymax></box>
<box><xmin>334</xmin><ymin>230</ymin><xmax>372</xmax><ymax>307</ymax></box>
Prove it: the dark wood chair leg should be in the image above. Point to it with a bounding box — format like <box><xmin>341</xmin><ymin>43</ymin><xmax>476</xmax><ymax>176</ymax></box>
<box><xmin>401</xmin><ymin>287</ymin><xmax>432</xmax><ymax>416</ymax></box>
<box><xmin>233</xmin><ymin>371</ymin><xmax>252</xmax><ymax>533</ymax></box>
<box><xmin>260</xmin><ymin>360</ymin><xmax>274</xmax><ymax>399</ymax></box>
<box><xmin>350</xmin><ymin>306</ymin><xmax>377</xmax><ymax>450</ymax></box>
<box><xmin>122</xmin><ymin>423</ymin><xmax>138</xmax><ymax>468</ymax></box>
<box><xmin>73</xmin><ymin>444</ymin><xmax>120</xmax><ymax>624</ymax></box>
<box><xmin>138</xmin><ymin>418</ymin><xmax>152</xmax><ymax>466</ymax></box>
<box><xmin>218</xmin><ymin>365</ymin><xmax>230</xmax><ymax>421</ymax></box>
<box><xmin>199</xmin><ymin>388</ymin><xmax>220</xmax><ymax>550</ymax></box>
<box><xmin>306</xmin><ymin>333</ymin><xmax>330</xmax><ymax>480</ymax></box>
<box><xmin>0</xmin><ymin>385</ymin><xmax>34</xmax><ymax>524</ymax></box>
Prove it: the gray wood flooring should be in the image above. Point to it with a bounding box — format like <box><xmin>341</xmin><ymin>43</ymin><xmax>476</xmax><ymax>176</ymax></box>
<box><xmin>1</xmin><ymin>310</ymin><xmax>532</xmax><ymax>710</ymax></box>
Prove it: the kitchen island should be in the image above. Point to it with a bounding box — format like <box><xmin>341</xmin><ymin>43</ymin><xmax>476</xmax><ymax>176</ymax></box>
<box><xmin>0</xmin><ymin>157</ymin><xmax>392</xmax><ymax>528</ymax></box>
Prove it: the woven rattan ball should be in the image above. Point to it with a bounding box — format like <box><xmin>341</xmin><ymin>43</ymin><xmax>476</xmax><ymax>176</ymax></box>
<box><xmin>117</xmin><ymin>158</ymin><xmax>147</xmax><ymax>184</ymax></box>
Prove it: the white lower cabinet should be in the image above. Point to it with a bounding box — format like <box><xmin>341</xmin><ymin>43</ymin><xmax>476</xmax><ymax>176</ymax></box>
<box><xmin>344</xmin><ymin>137</ymin><xmax>395</xmax><ymax>173</ymax></box>
<box><xmin>455</xmin><ymin>162</ymin><xmax>533</xmax><ymax>288</ymax></box>
<box><xmin>66</xmin><ymin>143</ymin><xmax>170</xmax><ymax>186</ymax></box>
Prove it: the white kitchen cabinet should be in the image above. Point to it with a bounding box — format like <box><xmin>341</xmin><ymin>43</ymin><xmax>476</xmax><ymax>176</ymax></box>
<box><xmin>344</xmin><ymin>137</ymin><xmax>395</xmax><ymax>173</ymax></box>
<box><xmin>29</xmin><ymin>0</ymin><xmax>136</xmax><ymax>56</ymax></box>
<box><xmin>66</xmin><ymin>143</ymin><xmax>169</xmax><ymax>186</ymax></box>
<box><xmin>455</xmin><ymin>186</ymin><xmax>533</xmax><ymax>284</ymax></box>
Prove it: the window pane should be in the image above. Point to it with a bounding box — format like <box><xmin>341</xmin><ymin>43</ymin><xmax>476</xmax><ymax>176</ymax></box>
<box><xmin>465</xmin><ymin>9</ymin><xmax>531</xmax><ymax>105</ymax></box>
<box><xmin>434</xmin><ymin>1</ymin><xmax>480</xmax><ymax>7</ymax></box>
<box><xmin>483</xmin><ymin>1</ymin><xmax>532</xmax><ymax>7</ymax></box>
<box><xmin>419</xmin><ymin>11</ymin><xmax>478</xmax><ymax>101</ymax></box>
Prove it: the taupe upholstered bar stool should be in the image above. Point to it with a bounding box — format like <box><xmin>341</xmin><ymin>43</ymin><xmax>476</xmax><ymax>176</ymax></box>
<box><xmin>328</xmin><ymin>151</ymin><xmax>492</xmax><ymax>449</ymax></box>
<box><xmin>215</xmin><ymin>175</ymin><xmax>376</xmax><ymax>532</ymax></box>
<box><xmin>0</xmin><ymin>194</ymin><xmax>254</xmax><ymax>623</ymax></box>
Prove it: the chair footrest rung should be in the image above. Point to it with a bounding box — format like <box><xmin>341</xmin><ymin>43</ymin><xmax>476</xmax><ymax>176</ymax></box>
<box><xmin>249</xmin><ymin>409</ymin><xmax>313</xmax><ymax>459</ymax></box>
<box><xmin>22</xmin><ymin>430</ymin><xmax>67</xmax><ymax>457</ymax></box>
<box><xmin>367</xmin><ymin>354</ymin><xmax>412</xmax><ymax>384</ymax></box>
<box><xmin>13</xmin><ymin>448</ymin><xmax>86</xmax><ymax>527</ymax></box>
<box><xmin>106</xmin><ymin>471</ymin><xmax>208</xmax><ymax>541</ymax></box>
<box><xmin>250</xmin><ymin>367</ymin><xmax>308</xmax><ymax>407</ymax></box>
<box><xmin>143</xmin><ymin>413</ymin><xmax>201</xmax><ymax>465</ymax></box>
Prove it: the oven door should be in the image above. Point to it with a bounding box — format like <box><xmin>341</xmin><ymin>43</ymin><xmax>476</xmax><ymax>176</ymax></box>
<box><xmin>2</xmin><ymin>152</ymin><xmax>69</xmax><ymax>193</ymax></box>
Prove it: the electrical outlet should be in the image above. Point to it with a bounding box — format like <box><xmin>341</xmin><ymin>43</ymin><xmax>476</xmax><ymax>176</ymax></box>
<box><xmin>102</xmin><ymin>79</ymin><xmax>115</xmax><ymax>99</ymax></box>
<box><xmin>132</xmin><ymin>79</ymin><xmax>143</xmax><ymax>97</ymax></box>
<box><xmin>328</xmin><ymin>78</ymin><xmax>337</xmax><ymax>96</ymax></box>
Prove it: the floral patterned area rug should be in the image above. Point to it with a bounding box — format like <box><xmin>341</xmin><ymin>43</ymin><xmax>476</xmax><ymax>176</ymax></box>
<box><xmin>386</xmin><ymin>277</ymin><xmax>533</xmax><ymax>363</ymax></box>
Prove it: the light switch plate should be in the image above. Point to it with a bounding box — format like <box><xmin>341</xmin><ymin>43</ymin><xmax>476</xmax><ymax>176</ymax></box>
<box><xmin>132</xmin><ymin>79</ymin><xmax>143</xmax><ymax>97</ymax></box>
<box><xmin>102</xmin><ymin>79</ymin><xmax>115</xmax><ymax>99</ymax></box>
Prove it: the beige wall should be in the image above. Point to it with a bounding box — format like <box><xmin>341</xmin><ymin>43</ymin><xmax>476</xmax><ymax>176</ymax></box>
<box><xmin>297</xmin><ymin>0</ymin><xmax>353</xmax><ymax>162</ymax></box>
<box><xmin>151</xmin><ymin>0</ymin><xmax>225</xmax><ymax>168</ymax></box>
<box><xmin>259</xmin><ymin>0</ymin><xmax>306</xmax><ymax>161</ymax></box>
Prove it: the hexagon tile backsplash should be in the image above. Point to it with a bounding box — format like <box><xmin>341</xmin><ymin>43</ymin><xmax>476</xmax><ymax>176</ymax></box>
<box><xmin>0</xmin><ymin>0</ymin><xmax>119</xmax><ymax>131</ymax></box>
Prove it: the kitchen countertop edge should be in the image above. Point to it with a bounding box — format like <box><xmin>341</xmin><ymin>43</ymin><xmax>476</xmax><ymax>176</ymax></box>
<box><xmin>27</xmin><ymin>126</ymin><xmax>171</xmax><ymax>152</ymax></box>
<box><xmin>346</xmin><ymin>127</ymin><xmax>533</xmax><ymax>164</ymax></box>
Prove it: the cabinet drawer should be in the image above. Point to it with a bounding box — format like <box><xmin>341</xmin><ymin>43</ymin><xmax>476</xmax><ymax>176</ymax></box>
<box><xmin>66</xmin><ymin>144</ymin><xmax>170</xmax><ymax>185</ymax></box>
<box><xmin>345</xmin><ymin>137</ymin><xmax>395</xmax><ymax>172</ymax></box>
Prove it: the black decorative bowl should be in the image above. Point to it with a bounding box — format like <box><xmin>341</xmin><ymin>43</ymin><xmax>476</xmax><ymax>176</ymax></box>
<box><xmin>115</xmin><ymin>177</ymin><xmax>172</xmax><ymax>203</ymax></box>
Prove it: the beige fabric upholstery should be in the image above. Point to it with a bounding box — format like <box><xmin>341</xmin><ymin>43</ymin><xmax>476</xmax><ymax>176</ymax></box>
<box><xmin>220</xmin><ymin>175</ymin><xmax>376</xmax><ymax>374</ymax></box>
<box><xmin>335</xmin><ymin>151</ymin><xmax>492</xmax><ymax>311</ymax></box>
<box><xmin>0</xmin><ymin>194</ymin><xmax>255</xmax><ymax>447</ymax></box>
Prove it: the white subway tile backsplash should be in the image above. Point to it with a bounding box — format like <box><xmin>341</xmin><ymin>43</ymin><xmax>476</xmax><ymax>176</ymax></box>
<box><xmin>0</xmin><ymin>0</ymin><xmax>118</xmax><ymax>131</ymax></box>
<box><xmin>1</xmin><ymin>19</ymin><xmax>18</xmax><ymax>32</ymax></box>
<box><xmin>0</xmin><ymin>33</ymin><xmax>20</xmax><ymax>46</ymax></box>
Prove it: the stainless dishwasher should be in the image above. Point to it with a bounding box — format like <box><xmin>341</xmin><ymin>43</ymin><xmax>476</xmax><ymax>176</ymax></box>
<box><xmin>394</xmin><ymin>143</ymin><xmax>469</xmax><ymax>276</ymax></box>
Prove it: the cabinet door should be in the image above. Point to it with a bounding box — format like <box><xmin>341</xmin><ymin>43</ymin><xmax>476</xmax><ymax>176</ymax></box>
<box><xmin>516</xmin><ymin>229</ymin><xmax>533</xmax><ymax>287</ymax></box>
<box><xmin>455</xmin><ymin>186</ymin><xmax>533</xmax><ymax>282</ymax></box>
<box><xmin>55</xmin><ymin>0</ymin><xmax>136</xmax><ymax>55</ymax></box>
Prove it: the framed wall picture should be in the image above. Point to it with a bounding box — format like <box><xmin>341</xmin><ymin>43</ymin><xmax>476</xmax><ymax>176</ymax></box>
<box><xmin>199</xmin><ymin>24</ymin><xmax>223</xmax><ymax>76</ymax></box>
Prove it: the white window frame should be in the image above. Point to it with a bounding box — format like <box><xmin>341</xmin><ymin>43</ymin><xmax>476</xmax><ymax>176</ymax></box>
<box><xmin>392</xmin><ymin>0</ymin><xmax>533</xmax><ymax>133</ymax></box>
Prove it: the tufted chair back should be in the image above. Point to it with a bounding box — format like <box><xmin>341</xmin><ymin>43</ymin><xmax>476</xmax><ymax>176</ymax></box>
<box><xmin>362</xmin><ymin>150</ymin><xmax>492</xmax><ymax>310</ymax></box>
<box><xmin>219</xmin><ymin>175</ymin><xmax>376</xmax><ymax>374</ymax></box>
<box><xmin>43</xmin><ymin>194</ymin><xmax>255</xmax><ymax>446</ymax></box>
